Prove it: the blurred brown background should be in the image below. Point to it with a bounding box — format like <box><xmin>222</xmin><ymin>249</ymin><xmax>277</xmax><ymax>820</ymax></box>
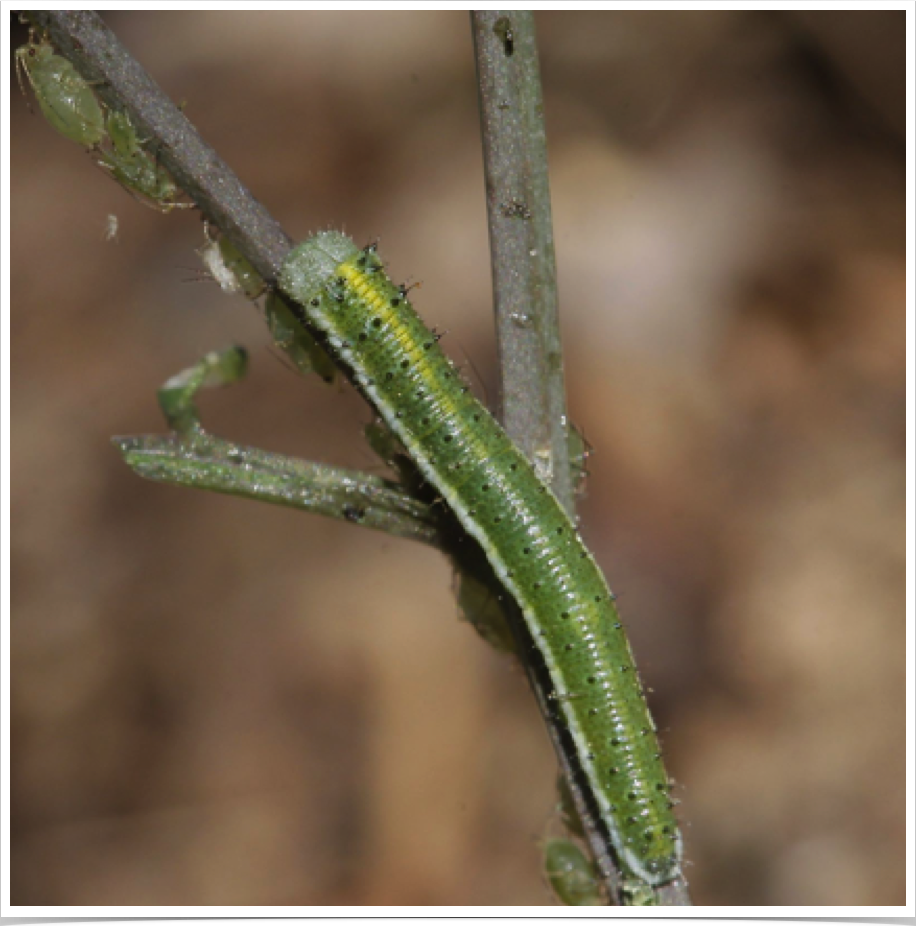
<box><xmin>10</xmin><ymin>11</ymin><xmax>905</xmax><ymax>906</ymax></box>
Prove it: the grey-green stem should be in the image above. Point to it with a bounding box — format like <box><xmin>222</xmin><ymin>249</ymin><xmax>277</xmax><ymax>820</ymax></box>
<box><xmin>471</xmin><ymin>11</ymin><xmax>573</xmax><ymax>514</ymax></box>
<box><xmin>471</xmin><ymin>11</ymin><xmax>691</xmax><ymax>906</ymax></box>
<box><xmin>114</xmin><ymin>433</ymin><xmax>446</xmax><ymax>548</ymax></box>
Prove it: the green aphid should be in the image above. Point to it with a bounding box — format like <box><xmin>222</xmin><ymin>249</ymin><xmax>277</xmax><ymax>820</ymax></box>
<box><xmin>216</xmin><ymin>237</ymin><xmax>266</xmax><ymax>301</ymax></box>
<box><xmin>199</xmin><ymin>234</ymin><xmax>259</xmax><ymax>297</ymax></box>
<box><xmin>16</xmin><ymin>32</ymin><xmax>106</xmax><ymax>148</ymax></box>
<box><xmin>620</xmin><ymin>878</ymin><xmax>659</xmax><ymax>906</ymax></box>
<box><xmin>97</xmin><ymin>109</ymin><xmax>187</xmax><ymax>210</ymax></box>
<box><xmin>543</xmin><ymin>839</ymin><xmax>603</xmax><ymax>906</ymax></box>
<box><xmin>364</xmin><ymin>418</ymin><xmax>409</xmax><ymax>471</ymax></box>
<box><xmin>264</xmin><ymin>291</ymin><xmax>338</xmax><ymax>385</ymax></box>
<box><xmin>453</xmin><ymin>563</ymin><xmax>517</xmax><ymax>652</ymax></box>
<box><xmin>567</xmin><ymin>422</ymin><xmax>591</xmax><ymax>496</ymax></box>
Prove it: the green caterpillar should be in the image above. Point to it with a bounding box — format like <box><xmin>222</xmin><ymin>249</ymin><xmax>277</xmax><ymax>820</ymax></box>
<box><xmin>278</xmin><ymin>231</ymin><xmax>681</xmax><ymax>887</ymax></box>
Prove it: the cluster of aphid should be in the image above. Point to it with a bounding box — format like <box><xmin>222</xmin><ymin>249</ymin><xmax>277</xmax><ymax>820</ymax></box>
<box><xmin>15</xmin><ymin>27</ymin><xmax>340</xmax><ymax>398</ymax></box>
<box><xmin>16</xmin><ymin>27</ymin><xmax>188</xmax><ymax>211</ymax></box>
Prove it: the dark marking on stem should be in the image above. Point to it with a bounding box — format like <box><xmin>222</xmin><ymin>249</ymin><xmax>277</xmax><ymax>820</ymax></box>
<box><xmin>493</xmin><ymin>16</ymin><xmax>515</xmax><ymax>56</ymax></box>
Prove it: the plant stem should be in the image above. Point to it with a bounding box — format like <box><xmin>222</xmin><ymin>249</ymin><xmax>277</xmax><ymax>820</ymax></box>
<box><xmin>472</xmin><ymin>11</ymin><xmax>691</xmax><ymax>906</ymax></box>
<box><xmin>114</xmin><ymin>432</ymin><xmax>447</xmax><ymax>548</ymax></box>
<box><xmin>471</xmin><ymin>11</ymin><xmax>572</xmax><ymax>513</ymax></box>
